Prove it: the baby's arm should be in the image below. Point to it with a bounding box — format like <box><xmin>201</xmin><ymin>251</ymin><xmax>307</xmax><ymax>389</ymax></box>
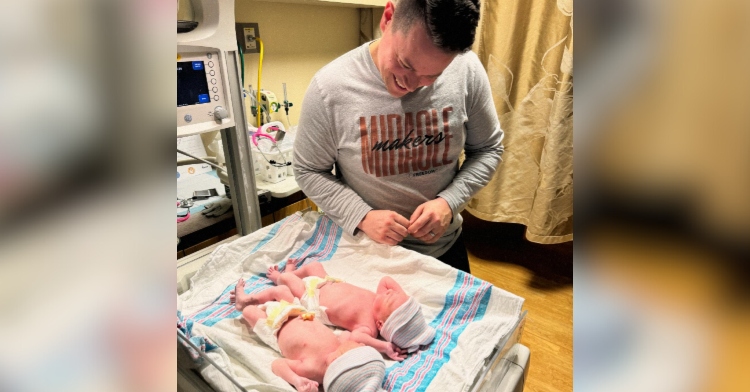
<box><xmin>271</xmin><ymin>359</ymin><xmax>319</xmax><ymax>392</ymax></box>
<box><xmin>377</xmin><ymin>276</ymin><xmax>405</xmax><ymax>294</ymax></box>
<box><xmin>351</xmin><ymin>327</ymin><xmax>406</xmax><ymax>361</ymax></box>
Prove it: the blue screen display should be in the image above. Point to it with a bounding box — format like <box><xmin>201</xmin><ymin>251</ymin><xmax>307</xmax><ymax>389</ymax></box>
<box><xmin>177</xmin><ymin>61</ymin><xmax>210</xmax><ymax>107</ymax></box>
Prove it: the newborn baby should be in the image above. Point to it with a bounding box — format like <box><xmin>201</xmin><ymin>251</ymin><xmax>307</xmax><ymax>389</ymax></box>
<box><xmin>230</xmin><ymin>280</ymin><xmax>386</xmax><ymax>392</ymax></box>
<box><xmin>267</xmin><ymin>261</ymin><xmax>436</xmax><ymax>358</ymax></box>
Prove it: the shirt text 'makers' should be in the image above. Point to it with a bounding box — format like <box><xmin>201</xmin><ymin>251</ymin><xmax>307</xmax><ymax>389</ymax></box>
<box><xmin>359</xmin><ymin>107</ymin><xmax>455</xmax><ymax>177</ymax></box>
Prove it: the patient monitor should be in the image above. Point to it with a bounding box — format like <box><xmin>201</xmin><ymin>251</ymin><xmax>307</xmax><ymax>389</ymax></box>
<box><xmin>177</xmin><ymin>0</ymin><xmax>238</xmax><ymax>137</ymax></box>
<box><xmin>177</xmin><ymin>0</ymin><xmax>262</xmax><ymax>234</ymax></box>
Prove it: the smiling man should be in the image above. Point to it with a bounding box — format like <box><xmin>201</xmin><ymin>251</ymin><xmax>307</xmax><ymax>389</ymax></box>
<box><xmin>293</xmin><ymin>0</ymin><xmax>502</xmax><ymax>273</ymax></box>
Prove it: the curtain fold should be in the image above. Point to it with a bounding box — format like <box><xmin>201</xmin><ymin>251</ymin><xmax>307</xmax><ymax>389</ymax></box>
<box><xmin>468</xmin><ymin>0</ymin><xmax>573</xmax><ymax>244</ymax></box>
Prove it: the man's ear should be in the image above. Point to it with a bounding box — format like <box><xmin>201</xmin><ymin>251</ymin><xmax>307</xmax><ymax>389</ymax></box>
<box><xmin>380</xmin><ymin>1</ymin><xmax>395</xmax><ymax>32</ymax></box>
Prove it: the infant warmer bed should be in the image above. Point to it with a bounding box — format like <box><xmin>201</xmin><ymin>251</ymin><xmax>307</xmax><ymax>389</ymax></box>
<box><xmin>177</xmin><ymin>211</ymin><xmax>529</xmax><ymax>392</ymax></box>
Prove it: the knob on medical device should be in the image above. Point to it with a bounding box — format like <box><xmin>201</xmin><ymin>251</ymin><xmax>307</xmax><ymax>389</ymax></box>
<box><xmin>214</xmin><ymin>106</ymin><xmax>229</xmax><ymax>123</ymax></box>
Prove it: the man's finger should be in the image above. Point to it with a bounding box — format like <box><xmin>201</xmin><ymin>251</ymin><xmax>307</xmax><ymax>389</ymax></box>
<box><xmin>384</xmin><ymin>233</ymin><xmax>401</xmax><ymax>245</ymax></box>
<box><xmin>389</xmin><ymin>220</ymin><xmax>409</xmax><ymax>238</ymax></box>
<box><xmin>393</xmin><ymin>213</ymin><xmax>411</xmax><ymax>229</ymax></box>
<box><xmin>409</xmin><ymin>214</ymin><xmax>432</xmax><ymax>236</ymax></box>
<box><xmin>409</xmin><ymin>205</ymin><xmax>424</xmax><ymax>225</ymax></box>
<box><xmin>380</xmin><ymin>238</ymin><xmax>397</xmax><ymax>246</ymax></box>
<box><xmin>387</xmin><ymin>230</ymin><xmax>405</xmax><ymax>243</ymax></box>
<box><xmin>419</xmin><ymin>229</ymin><xmax>442</xmax><ymax>243</ymax></box>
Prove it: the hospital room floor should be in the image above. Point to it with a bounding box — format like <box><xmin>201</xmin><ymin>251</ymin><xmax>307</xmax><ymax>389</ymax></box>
<box><xmin>463</xmin><ymin>213</ymin><xmax>573</xmax><ymax>392</ymax></box>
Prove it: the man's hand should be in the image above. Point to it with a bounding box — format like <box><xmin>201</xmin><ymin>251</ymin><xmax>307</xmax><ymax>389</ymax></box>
<box><xmin>357</xmin><ymin>210</ymin><xmax>410</xmax><ymax>245</ymax></box>
<box><xmin>408</xmin><ymin>198</ymin><xmax>452</xmax><ymax>244</ymax></box>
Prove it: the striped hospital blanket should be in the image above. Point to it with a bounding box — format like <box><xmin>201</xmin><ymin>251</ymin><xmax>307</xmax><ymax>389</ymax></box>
<box><xmin>178</xmin><ymin>211</ymin><xmax>523</xmax><ymax>392</ymax></box>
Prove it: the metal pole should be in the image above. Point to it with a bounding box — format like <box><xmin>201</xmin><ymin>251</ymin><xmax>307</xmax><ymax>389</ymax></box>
<box><xmin>177</xmin><ymin>149</ymin><xmax>224</xmax><ymax>171</ymax></box>
<box><xmin>221</xmin><ymin>50</ymin><xmax>262</xmax><ymax>234</ymax></box>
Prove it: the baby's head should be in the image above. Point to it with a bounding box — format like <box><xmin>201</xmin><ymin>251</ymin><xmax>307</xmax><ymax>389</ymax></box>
<box><xmin>373</xmin><ymin>277</ymin><xmax>436</xmax><ymax>353</ymax></box>
<box><xmin>373</xmin><ymin>277</ymin><xmax>411</xmax><ymax>329</ymax></box>
<box><xmin>323</xmin><ymin>346</ymin><xmax>386</xmax><ymax>392</ymax></box>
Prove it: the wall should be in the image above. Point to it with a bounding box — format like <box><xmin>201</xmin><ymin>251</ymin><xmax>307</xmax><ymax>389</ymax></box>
<box><xmin>360</xmin><ymin>7</ymin><xmax>384</xmax><ymax>44</ymax></box>
<box><xmin>235</xmin><ymin>2</ymin><xmax>361</xmax><ymax>129</ymax></box>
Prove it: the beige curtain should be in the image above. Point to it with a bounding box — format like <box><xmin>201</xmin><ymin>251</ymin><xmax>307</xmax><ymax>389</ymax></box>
<box><xmin>467</xmin><ymin>0</ymin><xmax>573</xmax><ymax>244</ymax></box>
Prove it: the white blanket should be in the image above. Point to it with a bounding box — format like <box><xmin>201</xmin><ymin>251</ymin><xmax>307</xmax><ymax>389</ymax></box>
<box><xmin>178</xmin><ymin>212</ymin><xmax>524</xmax><ymax>392</ymax></box>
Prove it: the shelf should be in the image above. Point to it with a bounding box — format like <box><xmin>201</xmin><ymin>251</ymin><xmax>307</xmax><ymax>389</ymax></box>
<box><xmin>255</xmin><ymin>174</ymin><xmax>301</xmax><ymax>198</ymax></box>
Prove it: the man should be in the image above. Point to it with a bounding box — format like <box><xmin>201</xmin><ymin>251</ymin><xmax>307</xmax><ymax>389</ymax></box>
<box><xmin>293</xmin><ymin>0</ymin><xmax>502</xmax><ymax>273</ymax></box>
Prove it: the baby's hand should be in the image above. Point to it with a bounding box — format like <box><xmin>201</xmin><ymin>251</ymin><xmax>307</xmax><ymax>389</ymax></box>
<box><xmin>385</xmin><ymin>343</ymin><xmax>407</xmax><ymax>361</ymax></box>
<box><xmin>294</xmin><ymin>377</ymin><xmax>318</xmax><ymax>392</ymax></box>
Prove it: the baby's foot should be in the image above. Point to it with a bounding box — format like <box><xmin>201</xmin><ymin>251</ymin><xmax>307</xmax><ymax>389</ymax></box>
<box><xmin>267</xmin><ymin>265</ymin><xmax>282</xmax><ymax>284</ymax></box>
<box><xmin>229</xmin><ymin>286</ymin><xmax>236</xmax><ymax>304</ymax></box>
<box><xmin>230</xmin><ymin>278</ymin><xmax>255</xmax><ymax>311</ymax></box>
<box><xmin>286</xmin><ymin>263</ymin><xmax>298</xmax><ymax>273</ymax></box>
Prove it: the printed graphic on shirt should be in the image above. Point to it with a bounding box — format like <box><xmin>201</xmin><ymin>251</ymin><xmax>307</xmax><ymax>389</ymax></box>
<box><xmin>359</xmin><ymin>107</ymin><xmax>455</xmax><ymax>178</ymax></box>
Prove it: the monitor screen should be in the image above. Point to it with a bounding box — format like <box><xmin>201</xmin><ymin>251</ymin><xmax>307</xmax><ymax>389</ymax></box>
<box><xmin>177</xmin><ymin>61</ymin><xmax>210</xmax><ymax>107</ymax></box>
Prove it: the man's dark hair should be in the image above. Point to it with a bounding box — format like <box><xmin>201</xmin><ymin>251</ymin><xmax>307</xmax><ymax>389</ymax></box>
<box><xmin>391</xmin><ymin>0</ymin><xmax>481</xmax><ymax>53</ymax></box>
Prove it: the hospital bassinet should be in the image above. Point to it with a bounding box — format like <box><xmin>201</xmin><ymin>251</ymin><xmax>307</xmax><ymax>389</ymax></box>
<box><xmin>177</xmin><ymin>211</ymin><xmax>530</xmax><ymax>392</ymax></box>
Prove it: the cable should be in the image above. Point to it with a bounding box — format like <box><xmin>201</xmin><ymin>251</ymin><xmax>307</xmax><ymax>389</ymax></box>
<box><xmin>255</xmin><ymin>37</ymin><xmax>264</xmax><ymax>129</ymax></box>
<box><xmin>285</xmin><ymin>112</ymin><xmax>293</xmax><ymax>128</ymax></box>
<box><xmin>246</xmin><ymin>38</ymin><xmax>289</xmax><ymax>169</ymax></box>
<box><xmin>177</xmin><ymin>148</ymin><xmax>223</xmax><ymax>171</ymax></box>
<box><xmin>177</xmin><ymin>201</ymin><xmax>190</xmax><ymax>223</ymax></box>
<box><xmin>238</xmin><ymin>41</ymin><xmax>244</xmax><ymax>86</ymax></box>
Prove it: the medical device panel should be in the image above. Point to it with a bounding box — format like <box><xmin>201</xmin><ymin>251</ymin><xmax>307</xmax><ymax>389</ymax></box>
<box><xmin>177</xmin><ymin>0</ymin><xmax>262</xmax><ymax>234</ymax></box>
<box><xmin>177</xmin><ymin>51</ymin><xmax>232</xmax><ymax>135</ymax></box>
<box><xmin>177</xmin><ymin>0</ymin><xmax>242</xmax><ymax>138</ymax></box>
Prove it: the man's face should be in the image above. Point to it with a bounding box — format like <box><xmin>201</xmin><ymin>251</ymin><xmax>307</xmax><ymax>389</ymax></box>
<box><xmin>374</xmin><ymin>21</ymin><xmax>457</xmax><ymax>98</ymax></box>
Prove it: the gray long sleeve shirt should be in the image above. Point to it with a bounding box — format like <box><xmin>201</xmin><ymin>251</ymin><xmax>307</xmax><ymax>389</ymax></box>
<box><xmin>293</xmin><ymin>42</ymin><xmax>503</xmax><ymax>257</ymax></box>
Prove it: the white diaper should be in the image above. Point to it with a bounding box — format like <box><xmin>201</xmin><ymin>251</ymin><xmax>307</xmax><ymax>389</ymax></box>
<box><xmin>299</xmin><ymin>276</ymin><xmax>341</xmax><ymax>326</ymax></box>
<box><xmin>252</xmin><ymin>298</ymin><xmax>312</xmax><ymax>352</ymax></box>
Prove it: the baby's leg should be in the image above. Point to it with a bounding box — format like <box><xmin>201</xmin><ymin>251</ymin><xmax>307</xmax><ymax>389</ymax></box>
<box><xmin>241</xmin><ymin>305</ymin><xmax>266</xmax><ymax>329</ymax></box>
<box><xmin>279</xmin><ymin>273</ymin><xmax>306</xmax><ymax>299</ymax></box>
<box><xmin>252</xmin><ymin>286</ymin><xmax>294</xmax><ymax>304</ymax></box>
<box><xmin>290</xmin><ymin>261</ymin><xmax>327</xmax><ymax>279</ymax></box>
<box><xmin>268</xmin><ymin>265</ymin><xmax>307</xmax><ymax>298</ymax></box>
<box><xmin>230</xmin><ymin>279</ymin><xmax>294</xmax><ymax>311</ymax></box>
